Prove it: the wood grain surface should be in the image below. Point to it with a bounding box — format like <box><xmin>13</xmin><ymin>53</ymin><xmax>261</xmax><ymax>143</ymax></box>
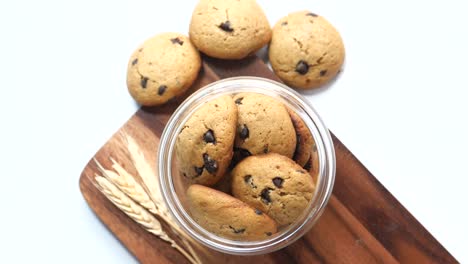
<box><xmin>80</xmin><ymin>56</ymin><xmax>457</xmax><ymax>264</ymax></box>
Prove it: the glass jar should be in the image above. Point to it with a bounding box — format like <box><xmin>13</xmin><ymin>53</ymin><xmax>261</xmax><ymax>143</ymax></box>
<box><xmin>158</xmin><ymin>77</ymin><xmax>335</xmax><ymax>255</ymax></box>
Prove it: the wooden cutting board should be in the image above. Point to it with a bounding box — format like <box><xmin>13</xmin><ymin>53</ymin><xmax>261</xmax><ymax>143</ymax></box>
<box><xmin>79</xmin><ymin>56</ymin><xmax>457</xmax><ymax>264</ymax></box>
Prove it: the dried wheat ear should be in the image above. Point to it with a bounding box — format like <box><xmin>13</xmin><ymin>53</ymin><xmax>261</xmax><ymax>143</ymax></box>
<box><xmin>93</xmin><ymin>133</ymin><xmax>202</xmax><ymax>264</ymax></box>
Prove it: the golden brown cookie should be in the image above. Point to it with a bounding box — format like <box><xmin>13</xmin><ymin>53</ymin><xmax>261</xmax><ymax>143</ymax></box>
<box><xmin>287</xmin><ymin>108</ymin><xmax>315</xmax><ymax>167</ymax></box>
<box><xmin>187</xmin><ymin>184</ymin><xmax>278</xmax><ymax>240</ymax></box>
<box><xmin>189</xmin><ymin>0</ymin><xmax>272</xmax><ymax>59</ymax></box>
<box><xmin>269</xmin><ymin>11</ymin><xmax>345</xmax><ymax>89</ymax></box>
<box><xmin>175</xmin><ymin>95</ymin><xmax>237</xmax><ymax>186</ymax></box>
<box><xmin>232</xmin><ymin>93</ymin><xmax>296</xmax><ymax>161</ymax></box>
<box><xmin>127</xmin><ymin>33</ymin><xmax>201</xmax><ymax>106</ymax></box>
<box><xmin>304</xmin><ymin>145</ymin><xmax>319</xmax><ymax>184</ymax></box>
<box><xmin>231</xmin><ymin>153</ymin><xmax>315</xmax><ymax>226</ymax></box>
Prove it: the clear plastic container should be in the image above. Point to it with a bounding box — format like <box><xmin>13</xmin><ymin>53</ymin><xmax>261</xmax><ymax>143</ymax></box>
<box><xmin>158</xmin><ymin>77</ymin><xmax>335</xmax><ymax>255</ymax></box>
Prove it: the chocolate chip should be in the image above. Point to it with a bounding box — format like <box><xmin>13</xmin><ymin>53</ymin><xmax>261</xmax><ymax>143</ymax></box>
<box><xmin>260</xmin><ymin>188</ymin><xmax>273</xmax><ymax>204</ymax></box>
<box><xmin>239</xmin><ymin>125</ymin><xmax>249</xmax><ymax>139</ymax></box>
<box><xmin>244</xmin><ymin>175</ymin><xmax>257</xmax><ymax>189</ymax></box>
<box><xmin>229</xmin><ymin>226</ymin><xmax>245</xmax><ymax>234</ymax></box>
<box><xmin>141</xmin><ymin>77</ymin><xmax>149</xmax><ymax>88</ymax></box>
<box><xmin>203</xmin><ymin>153</ymin><xmax>218</xmax><ymax>174</ymax></box>
<box><xmin>295</xmin><ymin>60</ymin><xmax>309</xmax><ymax>75</ymax></box>
<box><xmin>272</xmin><ymin>177</ymin><xmax>284</xmax><ymax>188</ymax></box>
<box><xmin>320</xmin><ymin>70</ymin><xmax>328</xmax><ymax>76</ymax></box>
<box><xmin>263</xmin><ymin>145</ymin><xmax>269</xmax><ymax>154</ymax></box>
<box><xmin>281</xmin><ymin>21</ymin><xmax>288</xmax><ymax>26</ymax></box>
<box><xmin>244</xmin><ymin>175</ymin><xmax>252</xmax><ymax>183</ymax></box>
<box><xmin>203</xmin><ymin>129</ymin><xmax>216</xmax><ymax>144</ymax></box>
<box><xmin>132</xmin><ymin>58</ymin><xmax>138</xmax><ymax>66</ymax></box>
<box><xmin>170</xmin><ymin>37</ymin><xmax>184</xmax><ymax>45</ymax></box>
<box><xmin>194</xmin><ymin>166</ymin><xmax>204</xmax><ymax>176</ymax></box>
<box><xmin>219</xmin><ymin>21</ymin><xmax>234</xmax><ymax>32</ymax></box>
<box><xmin>296</xmin><ymin>170</ymin><xmax>306</xmax><ymax>174</ymax></box>
<box><xmin>265</xmin><ymin>232</ymin><xmax>272</xmax><ymax>236</ymax></box>
<box><xmin>182</xmin><ymin>173</ymin><xmax>187</xmax><ymax>178</ymax></box>
<box><xmin>235</xmin><ymin>97</ymin><xmax>243</xmax><ymax>105</ymax></box>
<box><xmin>306</xmin><ymin>12</ymin><xmax>318</xmax><ymax>17</ymax></box>
<box><xmin>158</xmin><ymin>85</ymin><xmax>167</xmax><ymax>95</ymax></box>
<box><xmin>254</xmin><ymin>209</ymin><xmax>263</xmax><ymax>215</ymax></box>
<box><xmin>304</xmin><ymin>158</ymin><xmax>312</xmax><ymax>171</ymax></box>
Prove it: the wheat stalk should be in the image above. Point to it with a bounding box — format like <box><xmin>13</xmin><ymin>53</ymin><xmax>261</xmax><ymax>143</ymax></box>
<box><xmin>123</xmin><ymin>135</ymin><xmax>168</xmax><ymax>215</ymax></box>
<box><xmin>94</xmin><ymin>158</ymin><xmax>158</xmax><ymax>215</ymax></box>
<box><xmin>94</xmin><ymin>158</ymin><xmax>202</xmax><ymax>263</ymax></box>
<box><xmin>122</xmin><ymin>134</ymin><xmax>204</xmax><ymax>264</ymax></box>
<box><xmin>92</xmin><ymin>133</ymin><xmax>203</xmax><ymax>264</ymax></box>
<box><xmin>94</xmin><ymin>176</ymin><xmax>199</xmax><ymax>264</ymax></box>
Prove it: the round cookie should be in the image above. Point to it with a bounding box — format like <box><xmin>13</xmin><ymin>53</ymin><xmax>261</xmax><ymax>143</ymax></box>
<box><xmin>127</xmin><ymin>33</ymin><xmax>201</xmax><ymax>106</ymax></box>
<box><xmin>231</xmin><ymin>153</ymin><xmax>315</xmax><ymax>226</ymax></box>
<box><xmin>189</xmin><ymin>0</ymin><xmax>272</xmax><ymax>59</ymax></box>
<box><xmin>287</xmin><ymin>108</ymin><xmax>315</xmax><ymax>167</ymax></box>
<box><xmin>269</xmin><ymin>11</ymin><xmax>345</xmax><ymax>89</ymax></box>
<box><xmin>304</xmin><ymin>147</ymin><xmax>319</xmax><ymax>185</ymax></box>
<box><xmin>187</xmin><ymin>184</ymin><xmax>278</xmax><ymax>240</ymax></box>
<box><xmin>233</xmin><ymin>93</ymin><xmax>296</xmax><ymax>160</ymax></box>
<box><xmin>175</xmin><ymin>95</ymin><xmax>237</xmax><ymax>186</ymax></box>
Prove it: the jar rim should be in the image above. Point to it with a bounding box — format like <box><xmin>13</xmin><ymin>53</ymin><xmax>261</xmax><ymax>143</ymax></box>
<box><xmin>158</xmin><ymin>76</ymin><xmax>336</xmax><ymax>255</ymax></box>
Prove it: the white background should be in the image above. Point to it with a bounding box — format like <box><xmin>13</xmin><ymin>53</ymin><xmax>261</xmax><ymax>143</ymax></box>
<box><xmin>0</xmin><ymin>0</ymin><xmax>467</xmax><ymax>263</ymax></box>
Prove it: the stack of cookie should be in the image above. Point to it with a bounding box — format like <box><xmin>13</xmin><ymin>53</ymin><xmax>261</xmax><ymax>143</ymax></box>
<box><xmin>176</xmin><ymin>93</ymin><xmax>317</xmax><ymax>241</ymax></box>
<box><xmin>126</xmin><ymin>0</ymin><xmax>345</xmax><ymax>106</ymax></box>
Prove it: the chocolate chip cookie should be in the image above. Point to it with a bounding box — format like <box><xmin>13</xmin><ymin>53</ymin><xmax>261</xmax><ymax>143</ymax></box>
<box><xmin>233</xmin><ymin>93</ymin><xmax>296</xmax><ymax>161</ymax></box>
<box><xmin>288</xmin><ymin>108</ymin><xmax>315</xmax><ymax>167</ymax></box>
<box><xmin>269</xmin><ymin>11</ymin><xmax>345</xmax><ymax>89</ymax></box>
<box><xmin>231</xmin><ymin>153</ymin><xmax>315</xmax><ymax>226</ymax></box>
<box><xmin>304</xmin><ymin>146</ymin><xmax>320</xmax><ymax>184</ymax></box>
<box><xmin>189</xmin><ymin>0</ymin><xmax>272</xmax><ymax>59</ymax></box>
<box><xmin>176</xmin><ymin>95</ymin><xmax>237</xmax><ymax>186</ymax></box>
<box><xmin>187</xmin><ymin>184</ymin><xmax>278</xmax><ymax>240</ymax></box>
<box><xmin>127</xmin><ymin>32</ymin><xmax>201</xmax><ymax>106</ymax></box>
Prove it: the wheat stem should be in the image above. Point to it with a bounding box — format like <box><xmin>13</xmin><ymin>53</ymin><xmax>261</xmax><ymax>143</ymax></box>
<box><xmin>94</xmin><ymin>157</ymin><xmax>194</xmax><ymax>246</ymax></box>
<box><xmin>94</xmin><ymin>176</ymin><xmax>198</xmax><ymax>264</ymax></box>
<box><xmin>122</xmin><ymin>134</ymin><xmax>205</xmax><ymax>257</ymax></box>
